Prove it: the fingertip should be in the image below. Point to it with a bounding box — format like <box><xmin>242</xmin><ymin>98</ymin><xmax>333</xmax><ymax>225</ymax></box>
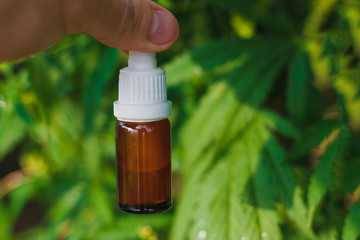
<box><xmin>95</xmin><ymin>0</ymin><xmax>179</xmax><ymax>53</ymax></box>
<box><xmin>150</xmin><ymin>10</ymin><xmax>179</xmax><ymax>46</ymax></box>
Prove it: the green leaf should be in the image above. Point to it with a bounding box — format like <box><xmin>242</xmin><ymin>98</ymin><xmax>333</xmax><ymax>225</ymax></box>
<box><xmin>27</xmin><ymin>56</ymin><xmax>60</xmax><ymax>111</ymax></box>
<box><xmin>0</xmin><ymin>68</ymin><xmax>29</xmax><ymax>160</ymax></box>
<box><xmin>342</xmin><ymin>201</ymin><xmax>360</xmax><ymax>240</ymax></box>
<box><xmin>179</xmin><ymin>37</ymin><xmax>290</xmax><ymax>172</ymax></box>
<box><xmin>344</xmin><ymin>3</ymin><xmax>360</xmax><ymax>50</ymax></box>
<box><xmin>45</xmin><ymin>183</ymin><xmax>86</xmax><ymax>238</ymax></box>
<box><xmin>170</xmin><ymin>157</ymin><xmax>212</xmax><ymax>240</ymax></box>
<box><xmin>178</xmin><ymin>119</ymin><xmax>281</xmax><ymax>240</ymax></box>
<box><xmin>88</xmin><ymin>183</ymin><xmax>113</xmax><ymax>223</ymax></box>
<box><xmin>172</xmin><ymin>113</ymin><xmax>314</xmax><ymax>240</ymax></box>
<box><xmin>303</xmin><ymin>0</ymin><xmax>338</xmax><ymax>34</ymax></box>
<box><xmin>82</xmin><ymin>47</ymin><xmax>118</xmax><ymax>135</ymax></box>
<box><xmin>91</xmin><ymin>214</ymin><xmax>172</xmax><ymax>240</ymax></box>
<box><xmin>334</xmin><ymin>72</ymin><xmax>360</xmax><ymax>131</ymax></box>
<box><xmin>171</xmin><ymin>36</ymin><xmax>306</xmax><ymax>240</ymax></box>
<box><xmin>321</xmin><ymin>37</ymin><xmax>335</xmax><ymax>58</ymax></box>
<box><xmin>317</xmin><ymin>228</ymin><xmax>338</xmax><ymax>240</ymax></box>
<box><xmin>288</xmin><ymin>121</ymin><xmax>340</xmax><ymax>160</ymax></box>
<box><xmin>0</xmin><ymin>202</ymin><xmax>11</xmax><ymax>240</ymax></box>
<box><xmin>165</xmin><ymin>38</ymin><xmax>248</xmax><ymax>87</ymax></box>
<box><xmin>307</xmin><ymin>127</ymin><xmax>349</xmax><ymax>224</ymax></box>
<box><xmin>260</xmin><ymin>110</ymin><xmax>300</xmax><ymax>139</ymax></box>
<box><xmin>345</xmin><ymin>158</ymin><xmax>360</xmax><ymax>193</ymax></box>
<box><xmin>0</xmin><ymin>105</ymin><xmax>25</xmax><ymax>160</ymax></box>
<box><xmin>165</xmin><ymin>37</ymin><xmax>288</xmax><ymax>87</ymax></box>
<box><xmin>286</xmin><ymin>46</ymin><xmax>312</xmax><ymax>127</ymax></box>
<box><xmin>8</xmin><ymin>181</ymin><xmax>35</xmax><ymax>220</ymax></box>
<box><xmin>261</xmin><ymin>125</ymin><xmax>314</xmax><ymax>239</ymax></box>
<box><xmin>206</xmin><ymin>0</ymin><xmax>253</xmax><ymax>16</ymax></box>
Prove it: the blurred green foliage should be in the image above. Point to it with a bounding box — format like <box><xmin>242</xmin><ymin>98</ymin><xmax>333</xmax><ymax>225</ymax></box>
<box><xmin>1</xmin><ymin>0</ymin><xmax>360</xmax><ymax>239</ymax></box>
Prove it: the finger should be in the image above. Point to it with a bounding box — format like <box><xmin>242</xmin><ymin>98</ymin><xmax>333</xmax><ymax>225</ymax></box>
<box><xmin>64</xmin><ymin>0</ymin><xmax>179</xmax><ymax>52</ymax></box>
<box><xmin>0</xmin><ymin>0</ymin><xmax>65</xmax><ymax>62</ymax></box>
<box><xmin>0</xmin><ymin>0</ymin><xmax>179</xmax><ymax>62</ymax></box>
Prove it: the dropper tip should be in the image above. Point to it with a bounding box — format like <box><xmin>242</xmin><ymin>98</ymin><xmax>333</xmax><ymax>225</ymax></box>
<box><xmin>128</xmin><ymin>51</ymin><xmax>157</xmax><ymax>69</ymax></box>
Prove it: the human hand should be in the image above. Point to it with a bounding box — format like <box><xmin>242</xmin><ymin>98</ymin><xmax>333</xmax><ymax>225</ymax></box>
<box><xmin>0</xmin><ymin>0</ymin><xmax>179</xmax><ymax>62</ymax></box>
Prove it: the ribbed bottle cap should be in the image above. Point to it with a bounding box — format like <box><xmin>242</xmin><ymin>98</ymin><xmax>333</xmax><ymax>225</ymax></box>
<box><xmin>113</xmin><ymin>51</ymin><xmax>171</xmax><ymax>122</ymax></box>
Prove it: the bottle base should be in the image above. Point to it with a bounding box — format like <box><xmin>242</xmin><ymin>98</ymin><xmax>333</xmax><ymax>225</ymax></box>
<box><xmin>118</xmin><ymin>199</ymin><xmax>171</xmax><ymax>214</ymax></box>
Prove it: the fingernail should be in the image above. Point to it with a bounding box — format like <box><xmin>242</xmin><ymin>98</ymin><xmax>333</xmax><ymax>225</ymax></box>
<box><xmin>150</xmin><ymin>10</ymin><xmax>178</xmax><ymax>45</ymax></box>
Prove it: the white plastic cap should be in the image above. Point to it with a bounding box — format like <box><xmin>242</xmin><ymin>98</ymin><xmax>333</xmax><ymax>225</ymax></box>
<box><xmin>113</xmin><ymin>51</ymin><xmax>171</xmax><ymax>122</ymax></box>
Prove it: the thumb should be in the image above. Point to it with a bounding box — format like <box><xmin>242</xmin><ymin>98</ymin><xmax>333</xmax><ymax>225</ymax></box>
<box><xmin>64</xmin><ymin>0</ymin><xmax>179</xmax><ymax>51</ymax></box>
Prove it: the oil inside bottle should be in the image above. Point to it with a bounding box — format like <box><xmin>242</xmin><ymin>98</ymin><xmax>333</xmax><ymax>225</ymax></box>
<box><xmin>115</xmin><ymin>118</ymin><xmax>171</xmax><ymax>214</ymax></box>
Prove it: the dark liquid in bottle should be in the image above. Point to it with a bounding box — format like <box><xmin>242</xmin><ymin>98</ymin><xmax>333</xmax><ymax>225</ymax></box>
<box><xmin>115</xmin><ymin>119</ymin><xmax>171</xmax><ymax>214</ymax></box>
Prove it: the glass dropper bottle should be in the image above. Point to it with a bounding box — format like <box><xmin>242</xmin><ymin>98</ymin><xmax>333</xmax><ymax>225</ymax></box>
<box><xmin>113</xmin><ymin>51</ymin><xmax>172</xmax><ymax>214</ymax></box>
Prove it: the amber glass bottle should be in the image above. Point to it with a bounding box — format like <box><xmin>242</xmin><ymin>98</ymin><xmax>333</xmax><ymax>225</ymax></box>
<box><xmin>113</xmin><ymin>51</ymin><xmax>172</xmax><ymax>214</ymax></box>
<box><xmin>115</xmin><ymin>119</ymin><xmax>171</xmax><ymax>213</ymax></box>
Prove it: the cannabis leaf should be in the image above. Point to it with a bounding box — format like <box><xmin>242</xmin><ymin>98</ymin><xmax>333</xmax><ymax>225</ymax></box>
<box><xmin>342</xmin><ymin>201</ymin><xmax>360</xmax><ymax>240</ymax></box>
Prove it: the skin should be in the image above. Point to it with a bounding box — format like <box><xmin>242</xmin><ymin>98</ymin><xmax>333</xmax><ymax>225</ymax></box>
<box><xmin>0</xmin><ymin>0</ymin><xmax>179</xmax><ymax>62</ymax></box>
